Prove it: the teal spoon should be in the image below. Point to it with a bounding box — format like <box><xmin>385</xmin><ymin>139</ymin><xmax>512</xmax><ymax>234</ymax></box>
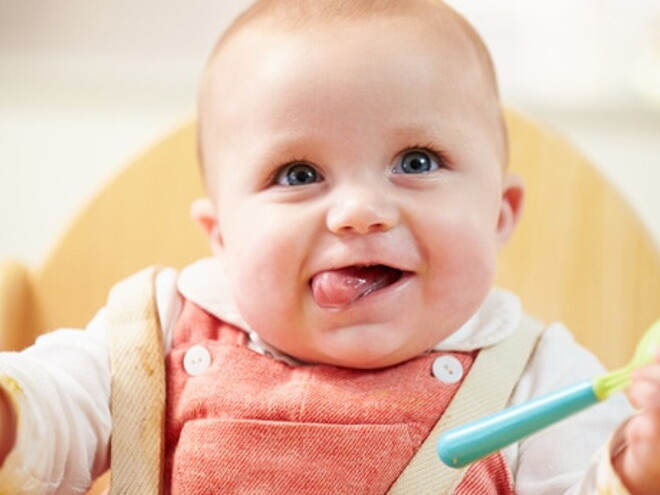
<box><xmin>437</xmin><ymin>318</ymin><xmax>660</xmax><ymax>468</ymax></box>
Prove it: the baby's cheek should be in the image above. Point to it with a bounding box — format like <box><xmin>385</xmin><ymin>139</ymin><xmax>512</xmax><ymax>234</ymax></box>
<box><xmin>425</xmin><ymin>234</ymin><xmax>496</xmax><ymax>322</ymax></box>
<box><xmin>431</xmin><ymin>233</ymin><xmax>496</xmax><ymax>291</ymax></box>
<box><xmin>232</xmin><ymin>261</ymin><xmax>301</xmax><ymax>336</ymax></box>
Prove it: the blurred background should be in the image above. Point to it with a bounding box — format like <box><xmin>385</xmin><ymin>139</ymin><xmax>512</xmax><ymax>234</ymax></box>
<box><xmin>1</xmin><ymin>0</ymin><xmax>659</xmax><ymax>265</ymax></box>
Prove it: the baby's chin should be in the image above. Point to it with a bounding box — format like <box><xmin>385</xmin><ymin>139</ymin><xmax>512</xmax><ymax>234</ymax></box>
<box><xmin>285</xmin><ymin>341</ymin><xmax>427</xmax><ymax>370</ymax></box>
<box><xmin>251</xmin><ymin>315</ymin><xmax>445</xmax><ymax>370</ymax></box>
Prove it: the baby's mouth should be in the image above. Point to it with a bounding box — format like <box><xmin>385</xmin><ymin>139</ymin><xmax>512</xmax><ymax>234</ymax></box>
<box><xmin>310</xmin><ymin>265</ymin><xmax>404</xmax><ymax>309</ymax></box>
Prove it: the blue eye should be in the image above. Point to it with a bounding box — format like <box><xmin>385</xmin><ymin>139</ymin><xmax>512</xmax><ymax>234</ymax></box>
<box><xmin>275</xmin><ymin>162</ymin><xmax>323</xmax><ymax>186</ymax></box>
<box><xmin>394</xmin><ymin>150</ymin><xmax>440</xmax><ymax>174</ymax></box>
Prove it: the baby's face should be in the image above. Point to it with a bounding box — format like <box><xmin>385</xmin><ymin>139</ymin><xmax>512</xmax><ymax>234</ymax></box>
<box><xmin>198</xmin><ymin>15</ymin><xmax>522</xmax><ymax>368</ymax></box>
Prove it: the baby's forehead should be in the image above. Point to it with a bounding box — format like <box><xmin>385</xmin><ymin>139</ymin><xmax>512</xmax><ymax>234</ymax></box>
<box><xmin>198</xmin><ymin>0</ymin><xmax>507</xmax><ymax>175</ymax></box>
<box><xmin>206</xmin><ymin>1</ymin><xmax>498</xmax><ymax>97</ymax></box>
<box><xmin>208</xmin><ymin>6</ymin><xmax>499</xmax><ymax>111</ymax></box>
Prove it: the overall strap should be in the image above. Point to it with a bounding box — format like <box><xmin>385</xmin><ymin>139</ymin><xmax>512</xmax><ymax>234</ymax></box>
<box><xmin>387</xmin><ymin>314</ymin><xmax>545</xmax><ymax>495</ymax></box>
<box><xmin>107</xmin><ymin>266</ymin><xmax>165</xmax><ymax>495</ymax></box>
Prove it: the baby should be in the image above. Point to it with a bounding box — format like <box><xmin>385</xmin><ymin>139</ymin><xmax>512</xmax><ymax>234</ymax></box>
<box><xmin>1</xmin><ymin>0</ymin><xmax>659</xmax><ymax>493</ymax></box>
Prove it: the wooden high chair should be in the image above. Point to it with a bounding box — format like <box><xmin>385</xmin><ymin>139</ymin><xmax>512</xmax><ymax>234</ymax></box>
<box><xmin>0</xmin><ymin>109</ymin><xmax>658</xmax><ymax>494</ymax></box>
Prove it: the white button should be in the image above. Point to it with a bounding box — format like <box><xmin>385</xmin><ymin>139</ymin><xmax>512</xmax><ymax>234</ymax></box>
<box><xmin>432</xmin><ymin>355</ymin><xmax>464</xmax><ymax>384</ymax></box>
<box><xmin>183</xmin><ymin>345</ymin><xmax>212</xmax><ymax>376</ymax></box>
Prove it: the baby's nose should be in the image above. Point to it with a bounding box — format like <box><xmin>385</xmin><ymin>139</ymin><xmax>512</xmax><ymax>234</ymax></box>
<box><xmin>326</xmin><ymin>189</ymin><xmax>399</xmax><ymax>235</ymax></box>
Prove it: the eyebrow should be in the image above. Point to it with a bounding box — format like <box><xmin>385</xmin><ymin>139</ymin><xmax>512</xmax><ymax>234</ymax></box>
<box><xmin>252</xmin><ymin>131</ymin><xmax>324</xmax><ymax>158</ymax></box>
<box><xmin>386</xmin><ymin>118</ymin><xmax>467</xmax><ymax>151</ymax></box>
<box><xmin>389</xmin><ymin>122</ymin><xmax>442</xmax><ymax>142</ymax></box>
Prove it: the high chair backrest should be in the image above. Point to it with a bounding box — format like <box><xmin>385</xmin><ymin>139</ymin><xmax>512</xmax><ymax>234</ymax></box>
<box><xmin>0</xmin><ymin>109</ymin><xmax>658</xmax><ymax>368</ymax></box>
<box><xmin>498</xmin><ymin>111</ymin><xmax>658</xmax><ymax>368</ymax></box>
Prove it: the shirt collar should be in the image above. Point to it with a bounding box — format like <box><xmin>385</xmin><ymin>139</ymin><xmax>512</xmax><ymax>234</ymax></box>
<box><xmin>178</xmin><ymin>257</ymin><xmax>522</xmax><ymax>359</ymax></box>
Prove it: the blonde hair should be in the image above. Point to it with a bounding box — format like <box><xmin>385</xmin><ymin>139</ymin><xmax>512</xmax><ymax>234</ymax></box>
<box><xmin>211</xmin><ymin>0</ymin><xmax>497</xmax><ymax>84</ymax></box>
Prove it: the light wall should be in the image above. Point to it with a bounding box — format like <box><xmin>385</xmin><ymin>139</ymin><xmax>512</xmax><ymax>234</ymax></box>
<box><xmin>1</xmin><ymin>0</ymin><xmax>658</xmax><ymax>265</ymax></box>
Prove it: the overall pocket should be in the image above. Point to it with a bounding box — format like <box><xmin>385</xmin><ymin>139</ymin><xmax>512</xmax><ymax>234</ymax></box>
<box><xmin>171</xmin><ymin>418</ymin><xmax>417</xmax><ymax>495</ymax></box>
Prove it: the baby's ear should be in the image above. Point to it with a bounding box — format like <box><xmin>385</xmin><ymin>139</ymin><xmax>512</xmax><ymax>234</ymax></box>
<box><xmin>190</xmin><ymin>197</ymin><xmax>223</xmax><ymax>254</ymax></box>
<box><xmin>496</xmin><ymin>173</ymin><xmax>525</xmax><ymax>247</ymax></box>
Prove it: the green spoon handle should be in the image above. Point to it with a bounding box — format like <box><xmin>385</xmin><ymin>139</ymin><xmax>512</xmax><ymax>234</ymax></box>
<box><xmin>437</xmin><ymin>380</ymin><xmax>598</xmax><ymax>468</ymax></box>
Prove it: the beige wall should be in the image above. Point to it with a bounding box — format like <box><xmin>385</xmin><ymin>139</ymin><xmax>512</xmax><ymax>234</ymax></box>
<box><xmin>1</xmin><ymin>0</ymin><xmax>658</xmax><ymax>264</ymax></box>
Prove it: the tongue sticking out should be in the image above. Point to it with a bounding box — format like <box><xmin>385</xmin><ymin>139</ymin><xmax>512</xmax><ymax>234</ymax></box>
<box><xmin>310</xmin><ymin>265</ymin><xmax>402</xmax><ymax>309</ymax></box>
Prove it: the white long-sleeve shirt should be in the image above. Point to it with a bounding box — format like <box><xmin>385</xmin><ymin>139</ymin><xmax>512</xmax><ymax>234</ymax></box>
<box><xmin>0</xmin><ymin>259</ymin><xmax>634</xmax><ymax>494</ymax></box>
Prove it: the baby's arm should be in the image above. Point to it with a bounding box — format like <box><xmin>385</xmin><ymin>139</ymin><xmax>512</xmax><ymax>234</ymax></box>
<box><xmin>0</xmin><ymin>385</ymin><xmax>16</xmax><ymax>466</ymax></box>
<box><xmin>0</xmin><ymin>268</ymin><xmax>178</xmax><ymax>492</ymax></box>
<box><xmin>0</xmin><ymin>320</ymin><xmax>113</xmax><ymax>493</ymax></box>
<box><xmin>612</xmin><ymin>350</ymin><xmax>660</xmax><ymax>495</ymax></box>
<box><xmin>510</xmin><ymin>323</ymin><xmax>633</xmax><ymax>494</ymax></box>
